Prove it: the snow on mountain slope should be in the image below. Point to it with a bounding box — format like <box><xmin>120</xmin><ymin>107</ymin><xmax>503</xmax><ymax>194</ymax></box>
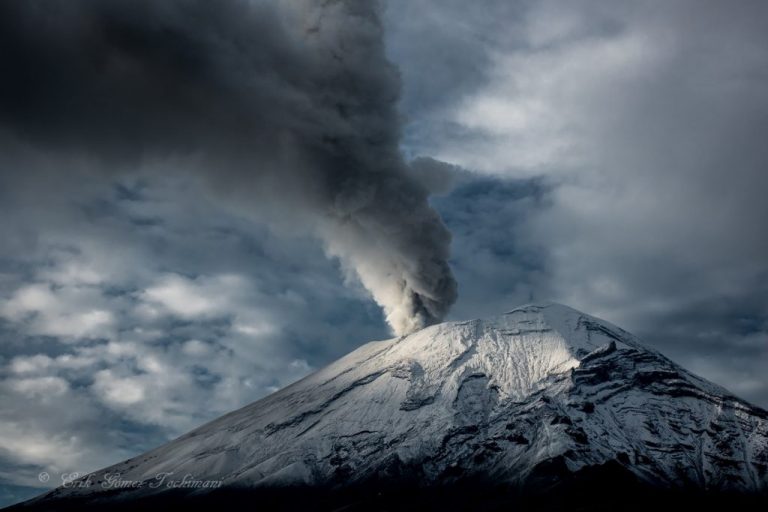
<box><xmin>29</xmin><ymin>303</ymin><xmax>768</xmax><ymax>506</ymax></box>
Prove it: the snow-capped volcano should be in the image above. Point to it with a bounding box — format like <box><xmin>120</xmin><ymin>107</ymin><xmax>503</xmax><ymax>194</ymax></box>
<box><xmin>16</xmin><ymin>303</ymin><xmax>768</xmax><ymax>510</ymax></box>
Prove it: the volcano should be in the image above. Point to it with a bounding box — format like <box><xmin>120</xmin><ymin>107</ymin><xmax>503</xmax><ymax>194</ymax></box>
<box><xmin>13</xmin><ymin>303</ymin><xmax>768</xmax><ymax>511</ymax></box>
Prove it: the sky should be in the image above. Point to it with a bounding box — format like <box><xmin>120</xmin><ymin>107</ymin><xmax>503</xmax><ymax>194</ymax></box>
<box><xmin>1</xmin><ymin>0</ymin><xmax>767</xmax><ymax>506</ymax></box>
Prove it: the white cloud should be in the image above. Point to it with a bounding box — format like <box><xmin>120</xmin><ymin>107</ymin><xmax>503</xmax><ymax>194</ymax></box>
<box><xmin>141</xmin><ymin>273</ymin><xmax>251</xmax><ymax>319</ymax></box>
<box><xmin>1</xmin><ymin>284</ymin><xmax>57</xmax><ymax>319</ymax></box>
<box><xmin>181</xmin><ymin>339</ymin><xmax>210</xmax><ymax>357</ymax></box>
<box><xmin>92</xmin><ymin>370</ymin><xmax>147</xmax><ymax>406</ymax></box>
<box><xmin>0</xmin><ymin>422</ymin><xmax>82</xmax><ymax>470</ymax></box>
<box><xmin>9</xmin><ymin>355</ymin><xmax>54</xmax><ymax>374</ymax></box>
<box><xmin>0</xmin><ymin>283</ymin><xmax>115</xmax><ymax>341</ymax></box>
<box><xmin>9</xmin><ymin>377</ymin><xmax>69</xmax><ymax>398</ymax></box>
<box><xmin>38</xmin><ymin>259</ymin><xmax>106</xmax><ymax>287</ymax></box>
<box><xmin>142</xmin><ymin>274</ymin><xmax>219</xmax><ymax>318</ymax></box>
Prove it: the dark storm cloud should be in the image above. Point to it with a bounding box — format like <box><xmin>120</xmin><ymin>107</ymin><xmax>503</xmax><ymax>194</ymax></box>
<box><xmin>0</xmin><ymin>0</ymin><xmax>456</xmax><ymax>335</ymax></box>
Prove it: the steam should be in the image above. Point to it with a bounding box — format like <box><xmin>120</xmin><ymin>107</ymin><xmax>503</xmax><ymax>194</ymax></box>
<box><xmin>0</xmin><ymin>0</ymin><xmax>457</xmax><ymax>335</ymax></box>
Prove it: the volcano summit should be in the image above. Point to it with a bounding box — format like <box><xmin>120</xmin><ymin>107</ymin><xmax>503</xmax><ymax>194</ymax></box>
<box><xmin>14</xmin><ymin>303</ymin><xmax>768</xmax><ymax>511</ymax></box>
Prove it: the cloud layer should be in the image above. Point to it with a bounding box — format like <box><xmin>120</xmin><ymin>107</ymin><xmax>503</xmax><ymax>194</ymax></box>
<box><xmin>0</xmin><ymin>174</ymin><xmax>391</xmax><ymax>497</ymax></box>
<box><xmin>0</xmin><ymin>0</ymin><xmax>456</xmax><ymax>335</ymax></box>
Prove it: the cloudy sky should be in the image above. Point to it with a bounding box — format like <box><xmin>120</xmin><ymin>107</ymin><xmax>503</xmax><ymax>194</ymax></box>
<box><xmin>1</xmin><ymin>0</ymin><xmax>767</xmax><ymax>506</ymax></box>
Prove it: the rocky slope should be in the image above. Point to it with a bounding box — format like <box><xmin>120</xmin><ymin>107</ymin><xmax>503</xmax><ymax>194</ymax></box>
<box><xmin>15</xmin><ymin>303</ymin><xmax>768</xmax><ymax>510</ymax></box>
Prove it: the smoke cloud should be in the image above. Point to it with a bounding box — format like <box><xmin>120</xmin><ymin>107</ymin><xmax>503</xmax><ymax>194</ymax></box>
<box><xmin>0</xmin><ymin>0</ymin><xmax>457</xmax><ymax>335</ymax></box>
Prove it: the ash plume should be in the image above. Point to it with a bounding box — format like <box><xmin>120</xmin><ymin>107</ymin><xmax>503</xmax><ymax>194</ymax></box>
<box><xmin>0</xmin><ymin>0</ymin><xmax>457</xmax><ymax>335</ymax></box>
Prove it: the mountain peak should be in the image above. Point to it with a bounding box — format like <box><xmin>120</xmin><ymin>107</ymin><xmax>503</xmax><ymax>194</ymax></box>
<box><xmin>377</xmin><ymin>301</ymin><xmax>639</xmax><ymax>403</ymax></box>
<box><xmin>22</xmin><ymin>303</ymin><xmax>768</xmax><ymax>510</ymax></box>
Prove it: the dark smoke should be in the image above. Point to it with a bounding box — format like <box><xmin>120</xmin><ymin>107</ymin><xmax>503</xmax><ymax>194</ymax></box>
<box><xmin>0</xmin><ymin>0</ymin><xmax>457</xmax><ymax>335</ymax></box>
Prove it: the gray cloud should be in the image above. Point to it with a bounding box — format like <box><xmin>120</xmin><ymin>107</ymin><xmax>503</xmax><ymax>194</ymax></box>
<box><xmin>389</xmin><ymin>0</ymin><xmax>768</xmax><ymax>406</ymax></box>
<box><xmin>0</xmin><ymin>0</ymin><xmax>456</xmax><ymax>335</ymax></box>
